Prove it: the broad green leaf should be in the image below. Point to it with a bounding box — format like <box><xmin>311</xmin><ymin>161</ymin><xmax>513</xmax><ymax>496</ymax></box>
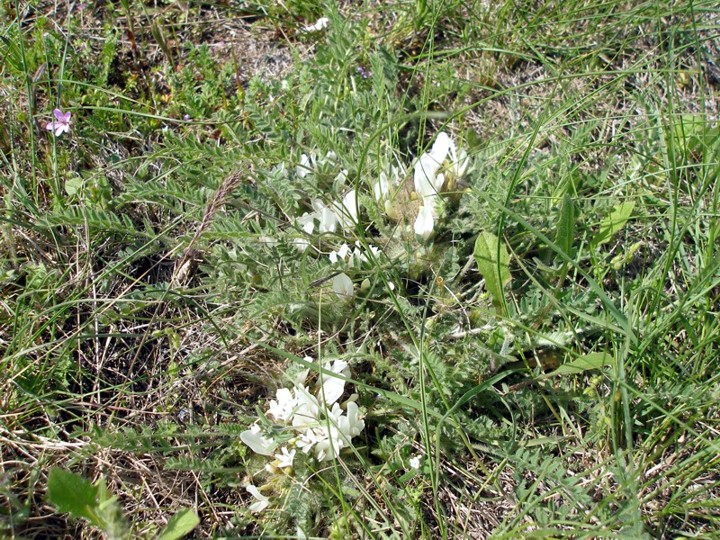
<box><xmin>47</xmin><ymin>469</ymin><xmax>100</xmax><ymax>526</ymax></box>
<box><xmin>671</xmin><ymin>114</ymin><xmax>720</xmax><ymax>160</ymax></box>
<box><xmin>157</xmin><ymin>509</ymin><xmax>200</xmax><ymax>540</ymax></box>
<box><xmin>592</xmin><ymin>201</ymin><xmax>635</xmax><ymax>248</ymax></box>
<box><xmin>65</xmin><ymin>177</ymin><xmax>84</xmax><ymax>197</ymax></box>
<box><xmin>473</xmin><ymin>232</ymin><xmax>511</xmax><ymax>308</ymax></box>
<box><xmin>544</xmin><ymin>352</ymin><xmax>615</xmax><ymax>378</ymax></box>
<box><xmin>555</xmin><ymin>193</ymin><xmax>576</xmax><ymax>257</ymax></box>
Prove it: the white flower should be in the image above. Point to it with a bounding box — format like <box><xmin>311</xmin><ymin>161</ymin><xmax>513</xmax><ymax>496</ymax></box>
<box><xmin>297</xmin><ymin>153</ymin><xmax>315</xmax><ymax>178</ymax></box>
<box><xmin>303</xmin><ymin>17</ymin><xmax>329</xmax><ymax>33</ymax></box>
<box><xmin>430</xmin><ymin>132</ymin><xmax>454</xmax><ymax>163</ymax></box>
<box><xmin>409</xmin><ymin>455</ymin><xmax>422</xmax><ymax>470</ymax></box>
<box><xmin>414</xmin><ymin>204</ymin><xmax>435</xmax><ymax>241</ymax></box>
<box><xmin>329</xmin><ymin>242</ymin><xmax>351</xmax><ymax>265</ymax></box>
<box><xmin>293</xmin><ymin>238</ymin><xmax>310</xmax><ymax>252</ymax></box>
<box><xmin>312</xmin><ymin>422</ymin><xmax>344</xmax><ymax>462</ymax></box>
<box><xmin>413</xmin><ymin>132</ymin><xmax>469</xmax><ymax>199</ymax></box>
<box><xmin>310</xmin><ymin>199</ymin><xmax>339</xmax><ymax>234</ymax></box>
<box><xmin>329</xmin><ymin>242</ymin><xmax>380</xmax><ymax>268</ymax></box>
<box><xmin>338</xmin><ymin>401</ymin><xmax>365</xmax><ymax>441</ymax></box>
<box><xmin>246</xmin><ymin>485</ymin><xmax>270</xmax><ymax>513</ymax></box>
<box><xmin>268</xmin><ymin>388</ymin><xmax>297</xmax><ymax>422</ymax></box>
<box><xmin>294</xmin><ymin>366</ymin><xmax>311</xmax><ymax>386</ymax></box>
<box><xmin>296</xmin><ymin>428</ymin><xmax>322</xmax><ymax>454</ymax></box>
<box><xmin>450</xmin><ymin>147</ymin><xmax>469</xmax><ymax>179</ymax></box>
<box><xmin>375</xmin><ymin>165</ymin><xmax>403</xmax><ymax>219</ymax></box>
<box><xmin>350</xmin><ymin>246</ymin><xmax>366</xmax><ymax>267</ymax></box>
<box><xmin>294</xmin><ymin>212</ymin><xmax>316</xmax><ymax>252</ymax></box>
<box><xmin>335</xmin><ymin>190</ymin><xmax>358</xmax><ymax>231</ymax></box>
<box><xmin>332</xmin><ymin>272</ymin><xmax>354</xmax><ymax>299</ymax></box>
<box><xmin>319</xmin><ymin>360</ymin><xmax>349</xmax><ymax>406</ymax></box>
<box><xmin>297</xmin><ymin>212</ymin><xmax>315</xmax><ymax>235</ymax></box>
<box><xmin>274</xmin><ymin>447</ymin><xmax>296</xmax><ymax>468</ymax></box>
<box><xmin>334</xmin><ymin>169</ymin><xmax>348</xmax><ymax>187</ymax></box>
<box><xmin>373</xmin><ymin>171</ymin><xmax>391</xmax><ymax>202</ymax></box>
<box><xmin>414</xmin><ymin>151</ymin><xmax>445</xmax><ymax>199</ymax></box>
<box><xmin>240</xmin><ymin>424</ymin><xmax>277</xmax><ymax>456</ymax></box>
<box><xmin>291</xmin><ymin>386</ymin><xmax>320</xmax><ymax>428</ymax></box>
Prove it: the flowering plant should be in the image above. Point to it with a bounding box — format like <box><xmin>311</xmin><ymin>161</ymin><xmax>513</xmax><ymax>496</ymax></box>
<box><xmin>241</xmin><ymin>358</ymin><xmax>365</xmax><ymax>512</ymax></box>
<box><xmin>46</xmin><ymin>108</ymin><xmax>72</xmax><ymax>137</ymax></box>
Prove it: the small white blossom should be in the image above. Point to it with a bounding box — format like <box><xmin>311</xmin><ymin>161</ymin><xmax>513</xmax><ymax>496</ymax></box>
<box><xmin>296</xmin><ymin>428</ymin><xmax>322</xmax><ymax>454</ymax></box>
<box><xmin>310</xmin><ymin>199</ymin><xmax>340</xmax><ymax>234</ymax></box>
<box><xmin>274</xmin><ymin>447</ymin><xmax>296</xmax><ymax>468</ymax></box>
<box><xmin>240</xmin><ymin>424</ymin><xmax>276</xmax><ymax>456</ymax></box>
<box><xmin>414</xmin><ymin>204</ymin><xmax>435</xmax><ymax>241</ymax></box>
<box><xmin>332</xmin><ymin>272</ymin><xmax>354</xmax><ymax>299</ymax></box>
<box><xmin>291</xmin><ymin>386</ymin><xmax>320</xmax><ymax>428</ymax></box>
<box><xmin>246</xmin><ymin>485</ymin><xmax>270</xmax><ymax>513</ymax></box>
<box><xmin>409</xmin><ymin>455</ymin><xmax>422</xmax><ymax>470</ymax></box>
<box><xmin>334</xmin><ymin>169</ymin><xmax>348</xmax><ymax>187</ymax></box>
<box><xmin>297</xmin><ymin>212</ymin><xmax>315</xmax><ymax>235</ymax></box>
<box><xmin>335</xmin><ymin>190</ymin><xmax>358</xmax><ymax>231</ymax></box>
<box><xmin>337</xmin><ymin>401</ymin><xmax>365</xmax><ymax>440</ymax></box>
<box><xmin>294</xmin><ymin>212</ymin><xmax>316</xmax><ymax>252</ymax></box>
<box><xmin>329</xmin><ymin>242</ymin><xmax>381</xmax><ymax>268</ymax></box>
<box><xmin>414</xmin><ymin>152</ymin><xmax>445</xmax><ymax>200</ymax></box>
<box><xmin>303</xmin><ymin>17</ymin><xmax>329</xmax><ymax>33</ymax></box>
<box><xmin>329</xmin><ymin>242</ymin><xmax>351</xmax><ymax>265</ymax></box>
<box><xmin>296</xmin><ymin>153</ymin><xmax>315</xmax><ymax>178</ymax></box>
<box><xmin>268</xmin><ymin>388</ymin><xmax>297</xmax><ymax>422</ymax></box>
<box><xmin>413</xmin><ymin>132</ymin><xmax>469</xmax><ymax>200</ymax></box>
<box><xmin>450</xmin><ymin>147</ymin><xmax>469</xmax><ymax>179</ymax></box>
<box><xmin>312</xmin><ymin>422</ymin><xmax>344</xmax><ymax>462</ymax></box>
<box><xmin>373</xmin><ymin>171</ymin><xmax>391</xmax><ymax>202</ymax></box>
<box><xmin>319</xmin><ymin>360</ymin><xmax>350</xmax><ymax>406</ymax></box>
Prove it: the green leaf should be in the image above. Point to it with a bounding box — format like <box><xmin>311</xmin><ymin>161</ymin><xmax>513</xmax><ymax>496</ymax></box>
<box><xmin>65</xmin><ymin>177</ymin><xmax>84</xmax><ymax>197</ymax></box>
<box><xmin>47</xmin><ymin>469</ymin><xmax>100</xmax><ymax>526</ymax></box>
<box><xmin>157</xmin><ymin>508</ymin><xmax>200</xmax><ymax>540</ymax></box>
<box><xmin>555</xmin><ymin>193</ymin><xmax>576</xmax><ymax>257</ymax></box>
<box><xmin>544</xmin><ymin>352</ymin><xmax>616</xmax><ymax>378</ymax></box>
<box><xmin>671</xmin><ymin>114</ymin><xmax>720</xmax><ymax>160</ymax></box>
<box><xmin>592</xmin><ymin>201</ymin><xmax>635</xmax><ymax>248</ymax></box>
<box><xmin>473</xmin><ymin>232</ymin><xmax>511</xmax><ymax>309</ymax></box>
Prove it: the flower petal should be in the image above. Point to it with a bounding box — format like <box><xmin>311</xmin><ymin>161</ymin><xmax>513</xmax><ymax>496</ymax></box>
<box><xmin>414</xmin><ymin>204</ymin><xmax>434</xmax><ymax>241</ymax></box>
<box><xmin>246</xmin><ymin>485</ymin><xmax>269</xmax><ymax>513</ymax></box>
<box><xmin>414</xmin><ymin>153</ymin><xmax>441</xmax><ymax>198</ymax></box>
<box><xmin>332</xmin><ymin>273</ymin><xmax>353</xmax><ymax>299</ymax></box>
<box><xmin>430</xmin><ymin>132</ymin><xmax>454</xmax><ymax>164</ymax></box>
<box><xmin>320</xmin><ymin>360</ymin><xmax>348</xmax><ymax>406</ymax></box>
<box><xmin>240</xmin><ymin>427</ymin><xmax>276</xmax><ymax>456</ymax></box>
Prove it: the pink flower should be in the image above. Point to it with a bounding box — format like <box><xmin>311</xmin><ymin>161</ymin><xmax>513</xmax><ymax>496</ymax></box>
<box><xmin>46</xmin><ymin>109</ymin><xmax>71</xmax><ymax>136</ymax></box>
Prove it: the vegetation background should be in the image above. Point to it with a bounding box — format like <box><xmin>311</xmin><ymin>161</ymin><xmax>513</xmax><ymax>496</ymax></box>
<box><xmin>1</xmin><ymin>0</ymin><xmax>719</xmax><ymax>538</ymax></box>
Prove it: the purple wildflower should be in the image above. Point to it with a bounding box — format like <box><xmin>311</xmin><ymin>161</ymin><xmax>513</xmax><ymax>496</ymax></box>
<box><xmin>46</xmin><ymin>109</ymin><xmax>71</xmax><ymax>137</ymax></box>
<box><xmin>356</xmin><ymin>66</ymin><xmax>371</xmax><ymax>79</ymax></box>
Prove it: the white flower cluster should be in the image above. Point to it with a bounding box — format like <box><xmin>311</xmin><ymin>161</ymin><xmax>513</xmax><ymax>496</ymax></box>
<box><xmin>328</xmin><ymin>241</ymin><xmax>381</xmax><ymax>267</ymax></box>
<box><xmin>294</xmin><ymin>152</ymin><xmax>358</xmax><ymax>251</ymax></box>
<box><xmin>372</xmin><ymin>132</ymin><xmax>469</xmax><ymax>241</ymax></box>
<box><xmin>241</xmin><ymin>359</ymin><xmax>365</xmax><ymax>465</ymax></box>
<box><xmin>294</xmin><ymin>191</ymin><xmax>358</xmax><ymax>252</ymax></box>
<box><xmin>412</xmin><ymin>132</ymin><xmax>469</xmax><ymax>241</ymax></box>
<box><xmin>295</xmin><ymin>190</ymin><xmax>357</xmax><ymax>237</ymax></box>
<box><xmin>294</xmin><ymin>132</ymin><xmax>468</xmax><ymax>248</ymax></box>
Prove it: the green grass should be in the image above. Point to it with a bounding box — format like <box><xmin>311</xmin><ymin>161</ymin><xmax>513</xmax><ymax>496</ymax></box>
<box><xmin>1</xmin><ymin>0</ymin><xmax>719</xmax><ymax>538</ymax></box>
